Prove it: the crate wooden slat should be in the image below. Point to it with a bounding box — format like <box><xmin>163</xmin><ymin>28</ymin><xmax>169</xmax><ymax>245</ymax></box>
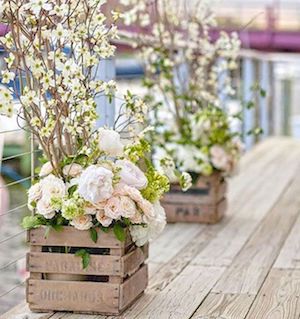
<box><xmin>26</xmin><ymin>226</ymin><xmax>148</xmax><ymax>315</ymax></box>
<box><xmin>162</xmin><ymin>172</ymin><xmax>227</xmax><ymax>224</ymax></box>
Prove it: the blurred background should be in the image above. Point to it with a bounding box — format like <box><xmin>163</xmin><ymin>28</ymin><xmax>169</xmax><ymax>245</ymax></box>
<box><xmin>1</xmin><ymin>0</ymin><xmax>300</xmax><ymax>314</ymax></box>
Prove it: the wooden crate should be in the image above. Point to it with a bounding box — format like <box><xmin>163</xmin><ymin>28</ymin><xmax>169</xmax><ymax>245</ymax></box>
<box><xmin>26</xmin><ymin>226</ymin><xmax>148</xmax><ymax>315</ymax></box>
<box><xmin>162</xmin><ymin>173</ymin><xmax>227</xmax><ymax>224</ymax></box>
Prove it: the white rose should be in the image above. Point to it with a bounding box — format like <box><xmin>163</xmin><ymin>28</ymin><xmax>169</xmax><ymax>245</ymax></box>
<box><xmin>36</xmin><ymin>198</ymin><xmax>55</xmax><ymax>219</ymax></box>
<box><xmin>28</xmin><ymin>182</ymin><xmax>42</xmax><ymax>203</ymax></box>
<box><xmin>63</xmin><ymin>163</ymin><xmax>83</xmax><ymax>177</ymax></box>
<box><xmin>39</xmin><ymin>162</ymin><xmax>53</xmax><ymax>177</ymax></box>
<box><xmin>98</xmin><ymin>128</ymin><xmax>124</xmax><ymax>157</ymax></box>
<box><xmin>96</xmin><ymin>210</ymin><xmax>113</xmax><ymax>227</ymax></box>
<box><xmin>40</xmin><ymin>174</ymin><xmax>66</xmax><ymax>199</ymax></box>
<box><xmin>129</xmin><ymin>201</ymin><xmax>166</xmax><ymax>246</ymax></box>
<box><xmin>116</xmin><ymin>160</ymin><xmax>148</xmax><ymax>190</ymax></box>
<box><xmin>78</xmin><ymin>165</ymin><xmax>113</xmax><ymax>204</ymax></box>
<box><xmin>210</xmin><ymin>145</ymin><xmax>231</xmax><ymax>172</ymax></box>
<box><xmin>70</xmin><ymin>215</ymin><xmax>93</xmax><ymax>230</ymax></box>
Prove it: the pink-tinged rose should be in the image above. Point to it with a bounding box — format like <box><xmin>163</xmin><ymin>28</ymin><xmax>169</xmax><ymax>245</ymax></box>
<box><xmin>63</xmin><ymin>163</ymin><xmax>83</xmax><ymax>177</ymax></box>
<box><xmin>36</xmin><ymin>198</ymin><xmax>55</xmax><ymax>219</ymax></box>
<box><xmin>104</xmin><ymin>197</ymin><xmax>122</xmax><ymax>219</ymax></box>
<box><xmin>96</xmin><ymin>210</ymin><xmax>113</xmax><ymax>227</ymax></box>
<box><xmin>98</xmin><ymin>128</ymin><xmax>124</xmax><ymax>157</ymax></box>
<box><xmin>210</xmin><ymin>145</ymin><xmax>232</xmax><ymax>172</ymax></box>
<box><xmin>116</xmin><ymin>160</ymin><xmax>148</xmax><ymax>190</ymax></box>
<box><xmin>114</xmin><ymin>185</ymin><xmax>154</xmax><ymax>221</ymax></box>
<box><xmin>70</xmin><ymin>215</ymin><xmax>93</xmax><ymax>230</ymax></box>
<box><xmin>78</xmin><ymin>165</ymin><xmax>113</xmax><ymax>204</ymax></box>
<box><xmin>104</xmin><ymin>195</ymin><xmax>137</xmax><ymax>219</ymax></box>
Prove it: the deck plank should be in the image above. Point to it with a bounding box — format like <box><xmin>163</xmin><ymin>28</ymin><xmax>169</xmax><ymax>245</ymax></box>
<box><xmin>134</xmin><ymin>266</ymin><xmax>225</xmax><ymax>319</ymax></box>
<box><xmin>274</xmin><ymin>213</ymin><xmax>300</xmax><ymax>270</ymax></box>
<box><xmin>246</xmin><ymin>269</ymin><xmax>300</xmax><ymax>319</ymax></box>
<box><xmin>193</xmin><ymin>143</ymin><xmax>300</xmax><ymax>267</ymax></box>
<box><xmin>191</xmin><ymin>293</ymin><xmax>254</xmax><ymax>319</ymax></box>
<box><xmin>212</xmin><ymin>162</ymin><xmax>300</xmax><ymax>295</ymax></box>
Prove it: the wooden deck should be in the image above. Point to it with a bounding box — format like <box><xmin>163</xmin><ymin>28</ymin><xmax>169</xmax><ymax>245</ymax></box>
<box><xmin>3</xmin><ymin>137</ymin><xmax>300</xmax><ymax>319</ymax></box>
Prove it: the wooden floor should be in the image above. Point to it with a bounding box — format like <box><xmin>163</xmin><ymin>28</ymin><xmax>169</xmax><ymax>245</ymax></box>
<box><xmin>3</xmin><ymin>137</ymin><xmax>300</xmax><ymax>319</ymax></box>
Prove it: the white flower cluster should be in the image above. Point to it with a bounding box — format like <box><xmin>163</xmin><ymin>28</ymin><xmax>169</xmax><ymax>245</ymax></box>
<box><xmin>121</xmin><ymin>0</ymin><xmax>242</xmax><ymax>179</ymax></box>
<box><xmin>27</xmin><ymin>129</ymin><xmax>167</xmax><ymax>246</ymax></box>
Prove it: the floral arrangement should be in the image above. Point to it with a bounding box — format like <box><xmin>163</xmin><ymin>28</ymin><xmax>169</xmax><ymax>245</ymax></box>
<box><xmin>121</xmin><ymin>0</ymin><xmax>244</xmax><ymax>181</ymax></box>
<box><xmin>0</xmin><ymin>0</ymin><xmax>169</xmax><ymax>251</ymax></box>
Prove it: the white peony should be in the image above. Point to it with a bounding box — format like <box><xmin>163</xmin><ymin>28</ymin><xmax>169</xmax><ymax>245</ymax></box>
<box><xmin>78</xmin><ymin>165</ymin><xmax>113</xmax><ymax>204</ymax></box>
<box><xmin>36</xmin><ymin>198</ymin><xmax>55</xmax><ymax>219</ymax></box>
<box><xmin>98</xmin><ymin>128</ymin><xmax>124</xmax><ymax>157</ymax></box>
<box><xmin>63</xmin><ymin>163</ymin><xmax>83</xmax><ymax>177</ymax></box>
<box><xmin>129</xmin><ymin>201</ymin><xmax>166</xmax><ymax>246</ymax></box>
<box><xmin>40</xmin><ymin>174</ymin><xmax>66</xmax><ymax>199</ymax></box>
<box><xmin>70</xmin><ymin>215</ymin><xmax>93</xmax><ymax>230</ymax></box>
<box><xmin>39</xmin><ymin>162</ymin><xmax>53</xmax><ymax>177</ymax></box>
<box><xmin>116</xmin><ymin>160</ymin><xmax>148</xmax><ymax>190</ymax></box>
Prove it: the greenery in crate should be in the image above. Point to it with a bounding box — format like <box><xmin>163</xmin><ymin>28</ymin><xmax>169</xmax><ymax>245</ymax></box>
<box><xmin>121</xmin><ymin>0</ymin><xmax>263</xmax><ymax>185</ymax></box>
<box><xmin>0</xmin><ymin>0</ymin><xmax>170</xmax><ymax>268</ymax></box>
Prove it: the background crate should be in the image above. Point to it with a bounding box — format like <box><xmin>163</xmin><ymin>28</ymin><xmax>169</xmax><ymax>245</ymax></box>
<box><xmin>26</xmin><ymin>226</ymin><xmax>148</xmax><ymax>315</ymax></box>
<box><xmin>162</xmin><ymin>173</ymin><xmax>227</xmax><ymax>224</ymax></box>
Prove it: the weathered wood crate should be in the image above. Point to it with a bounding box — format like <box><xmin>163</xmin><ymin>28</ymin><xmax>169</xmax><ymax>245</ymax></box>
<box><xmin>26</xmin><ymin>226</ymin><xmax>148</xmax><ymax>315</ymax></box>
<box><xmin>162</xmin><ymin>173</ymin><xmax>227</xmax><ymax>224</ymax></box>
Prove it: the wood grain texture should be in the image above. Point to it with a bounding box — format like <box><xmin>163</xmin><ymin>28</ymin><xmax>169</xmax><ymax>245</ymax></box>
<box><xmin>274</xmin><ymin>213</ymin><xmax>300</xmax><ymax>269</ymax></box>
<box><xmin>27</xmin><ymin>252</ymin><xmax>121</xmax><ymax>276</ymax></box>
<box><xmin>27</xmin><ymin>279</ymin><xmax>120</xmax><ymax>314</ymax></box>
<box><xmin>28</xmin><ymin>227</ymin><xmax>130</xmax><ymax>249</ymax></box>
<box><xmin>135</xmin><ymin>266</ymin><xmax>225</xmax><ymax>319</ymax></box>
<box><xmin>212</xmin><ymin>167</ymin><xmax>300</xmax><ymax>294</ymax></box>
<box><xmin>191</xmin><ymin>293</ymin><xmax>254</xmax><ymax>319</ymax></box>
<box><xmin>246</xmin><ymin>269</ymin><xmax>300</xmax><ymax>319</ymax></box>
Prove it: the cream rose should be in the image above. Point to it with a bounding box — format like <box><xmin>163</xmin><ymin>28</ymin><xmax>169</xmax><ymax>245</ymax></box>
<box><xmin>39</xmin><ymin>161</ymin><xmax>53</xmax><ymax>177</ymax></box>
<box><xmin>36</xmin><ymin>198</ymin><xmax>55</xmax><ymax>219</ymax></box>
<box><xmin>116</xmin><ymin>160</ymin><xmax>148</xmax><ymax>190</ymax></box>
<box><xmin>114</xmin><ymin>185</ymin><xmax>154</xmax><ymax>221</ymax></box>
<box><xmin>104</xmin><ymin>195</ymin><xmax>137</xmax><ymax>220</ymax></box>
<box><xmin>40</xmin><ymin>174</ymin><xmax>66</xmax><ymax>199</ymax></box>
<box><xmin>63</xmin><ymin>163</ymin><xmax>83</xmax><ymax>177</ymax></box>
<box><xmin>78</xmin><ymin>165</ymin><xmax>113</xmax><ymax>204</ymax></box>
<box><xmin>98</xmin><ymin>128</ymin><xmax>124</xmax><ymax>157</ymax></box>
<box><xmin>70</xmin><ymin>215</ymin><xmax>93</xmax><ymax>230</ymax></box>
<box><xmin>130</xmin><ymin>201</ymin><xmax>166</xmax><ymax>246</ymax></box>
<box><xmin>96</xmin><ymin>210</ymin><xmax>113</xmax><ymax>227</ymax></box>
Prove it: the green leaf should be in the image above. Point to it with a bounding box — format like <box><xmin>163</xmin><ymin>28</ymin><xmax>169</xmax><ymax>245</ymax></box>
<box><xmin>246</xmin><ymin>101</ymin><xmax>255</xmax><ymax>109</ymax></box>
<box><xmin>68</xmin><ymin>185</ymin><xmax>78</xmax><ymax>196</ymax></box>
<box><xmin>51</xmin><ymin>224</ymin><xmax>63</xmax><ymax>232</ymax></box>
<box><xmin>75</xmin><ymin>249</ymin><xmax>90</xmax><ymax>269</ymax></box>
<box><xmin>75</xmin><ymin>249</ymin><xmax>86</xmax><ymax>257</ymax></box>
<box><xmin>90</xmin><ymin>228</ymin><xmax>98</xmax><ymax>243</ymax></box>
<box><xmin>100</xmin><ymin>226</ymin><xmax>110</xmax><ymax>233</ymax></box>
<box><xmin>113</xmin><ymin>223</ymin><xmax>126</xmax><ymax>242</ymax></box>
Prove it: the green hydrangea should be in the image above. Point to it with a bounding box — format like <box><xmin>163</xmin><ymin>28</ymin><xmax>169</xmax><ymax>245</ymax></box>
<box><xmin>124</xmin><ymin>139</ymin><xmax>151</xmax><ymax>163</ymax></box>
<box><xmin>61</xmin><ymin>197</ymin><xmax>84</xmax><ymax>220</ymax></box>
<box><xmin>50</xmin><ymin>197</ymin><xmax>63</xmax><ymax>210</ymax></box>
<box><xmin>141</xmin><ymin>166</ymin><xmax>170</xmax><ymax>203</ymax></box>
<box><xmin>21</xmin><ymin>215</ymin><xmax>46</xmax><ymax>229</ymax></box>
